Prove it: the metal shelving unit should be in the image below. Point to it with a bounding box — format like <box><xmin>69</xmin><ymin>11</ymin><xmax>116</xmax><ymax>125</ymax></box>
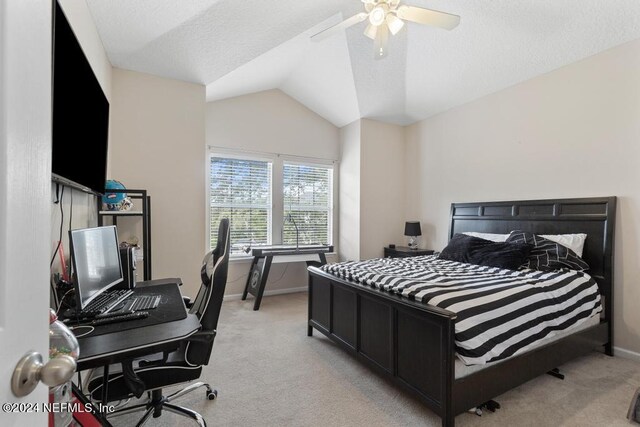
<box><xmin>98</xmin><ymin>188</ymin><xmax>151</xmax><ymax>280</ymax></box>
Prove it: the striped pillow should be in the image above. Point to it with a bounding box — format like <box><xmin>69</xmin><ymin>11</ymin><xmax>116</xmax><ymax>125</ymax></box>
<box><xmin>507</xmin><ymin>231</ymin><xmax>590</xmax><ymax>272</ymax></box>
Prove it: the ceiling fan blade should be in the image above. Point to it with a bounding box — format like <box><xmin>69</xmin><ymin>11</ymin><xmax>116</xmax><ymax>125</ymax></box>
<box><xmin>373</xmin><ymin>23</ymin><xmax>389</xmax><ymax>60</ymax></box>
<box><xmin>364</xmin><ymin>23</ymin><xmax>377</xmax><ymax>40</ymax></box>
<box><xmin>396</xmin><ymin>5</ymin><xmax>460</xmax><ymax>30</ymax></box>
<box><xmin>362</xmin><ymin>0</ymin><xmax>375</xmax><ymax>10</ymax></box>
<box><xmin>386</xmin><ymin>13</ymin><xmax>404</xmax><ymax>35</ymax></box>
<box><xmin>311</xmin><ymin>12</ymin><xmax>368</xmax><ymax>42</ymax></box>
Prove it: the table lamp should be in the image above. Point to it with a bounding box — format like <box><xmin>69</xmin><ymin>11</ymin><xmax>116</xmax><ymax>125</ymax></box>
<box><xmin>404</xmin><ymin>221</ymin><xmax>422</xmax><ymax>249</ymax></box>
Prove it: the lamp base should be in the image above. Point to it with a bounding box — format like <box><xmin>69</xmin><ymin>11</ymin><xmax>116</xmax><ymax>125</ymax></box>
<box><xmin>407</xmin><ymin>236</ymin><xmax>418</xmax><ymax>249</ymax></box>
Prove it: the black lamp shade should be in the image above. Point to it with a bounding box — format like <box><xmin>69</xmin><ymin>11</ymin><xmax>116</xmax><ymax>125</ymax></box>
<box><xmin>404</xmin><ymin>221</ymin><xmax>422</xmax><ymax>237</ymax></box>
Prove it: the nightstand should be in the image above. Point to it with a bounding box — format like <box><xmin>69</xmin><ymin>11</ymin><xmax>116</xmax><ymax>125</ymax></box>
<box><xmin>384</xmin><ymin>246</ymin><xmax>434</xmax><ymax>258</ymax></box>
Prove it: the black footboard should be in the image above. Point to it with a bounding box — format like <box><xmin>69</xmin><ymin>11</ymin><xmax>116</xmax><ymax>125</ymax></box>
<box><xmin>308</xmin><ymin>267</ymin><xmax>610</xmax><ymax>427</ymax></box>
<box><xmin>308</xmin><ymin>267</ymin><xmax>458</xmax><ymax>427</ymax></box>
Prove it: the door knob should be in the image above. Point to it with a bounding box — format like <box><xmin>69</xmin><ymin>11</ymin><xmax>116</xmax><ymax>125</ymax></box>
<box><xmin>11</xmin><ymin>351</ymin><xmax>76</xmax><ymax>397</ymax></box>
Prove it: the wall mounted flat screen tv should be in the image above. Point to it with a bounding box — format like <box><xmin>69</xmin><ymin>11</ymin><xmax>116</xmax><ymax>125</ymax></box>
<box><xmin>52</xmin><ymin>0</ymin><xmax>109</xmax><ymax>195</ymax></box>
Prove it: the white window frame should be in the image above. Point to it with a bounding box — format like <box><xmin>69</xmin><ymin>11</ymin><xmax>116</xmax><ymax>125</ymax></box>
<box><xmin>281</xmin><ymin>159</ymin><xmax>334</xmax><ymax>247</ymax></box>
<box><xmin>207</xmin><ymin>151</ymin><xmax>274</xmax><ymax>256</ymax></box>
<box><xmin>206</xmin><ymin>147</ymin><xmax>338</xmax><ymax>259</ymax></box>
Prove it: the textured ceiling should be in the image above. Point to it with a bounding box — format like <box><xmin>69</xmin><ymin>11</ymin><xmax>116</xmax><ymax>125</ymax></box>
<box><xmin>87</xmin><ymin>0</ymin><xmax>640</xmax><ymax>126</ymax></box>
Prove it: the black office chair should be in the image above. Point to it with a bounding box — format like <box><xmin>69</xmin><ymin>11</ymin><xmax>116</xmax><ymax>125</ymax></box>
<box><xmin>87</xmin><ymin>218</ymin><xmax>230</xmax><ymax>426</ymax></box>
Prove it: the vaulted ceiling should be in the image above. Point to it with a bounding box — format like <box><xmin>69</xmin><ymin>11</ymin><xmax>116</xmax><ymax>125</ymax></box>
<box><xmin>86</xmin><ymin>0</ymin><xmax>640</xmax><ymax>127</ymax></box>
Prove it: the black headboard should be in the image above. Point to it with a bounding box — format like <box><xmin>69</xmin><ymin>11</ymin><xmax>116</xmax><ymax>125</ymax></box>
<box><xmin>449</xmin><ymin>197</ymin><xmax>616</xmax><ymax>326</ymax></box>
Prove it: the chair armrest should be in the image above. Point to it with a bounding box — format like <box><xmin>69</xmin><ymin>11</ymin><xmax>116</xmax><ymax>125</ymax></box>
<box><xmin>185</xmin><ymin>330</ymin><xmax>216</xmax><ymax>344</ymax></box>
<box><xmin>183</xmin><ymin>296</ymin><xmax>193</xmax><ymax>308</ymax></box>
<box><xmin>137</xmin><ymin>351</ymin><xmax>170</xmax><ymax>368</ymax></box>
<box><xmin>136</xmin><ymin>332</ymin><xmax>215</xmax><ymax>368</ymax></box>
<box><xmin>122</xmin><ymin>360</ymin><xmax>146</xmax><ymax>398</ymax></box>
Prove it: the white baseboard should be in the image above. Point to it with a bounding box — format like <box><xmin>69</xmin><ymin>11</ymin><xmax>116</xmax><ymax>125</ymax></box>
<box><xmin>614</xmin><ymin>346</ymin><xmax>640</xmax><ymax>362</ymax></box>
<box><xmin>224</xmin><ymin>286</ymin><xmax>307</xmax><ymax>301</ymax></box>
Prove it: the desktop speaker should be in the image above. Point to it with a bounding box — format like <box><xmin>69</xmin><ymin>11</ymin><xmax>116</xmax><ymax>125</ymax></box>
<box><xmin>116</xmin><ymin>247</ymin><xmax>137</xmax><ymax>290</ymax></box>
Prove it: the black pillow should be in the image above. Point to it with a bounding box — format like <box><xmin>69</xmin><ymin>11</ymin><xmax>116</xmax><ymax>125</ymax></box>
<box><xmin>506</xmin><ymin>231</ymin><xmax>590</xmax><ymax>272</ymax></box>
<box><xmin>439</xmin><ymin>233</ymin><xmax>533</xmax><ymax>270</ymax></box>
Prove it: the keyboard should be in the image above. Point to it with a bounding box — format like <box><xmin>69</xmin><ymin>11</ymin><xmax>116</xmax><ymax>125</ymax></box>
<box><xmin>126</xmin><ymin>295</ymin><xmax>161</xmax><ymax>312</ymax></box>
<box><xmin>90</xmin><ymin>311</ymin><xmax>149</xmax><ymax>326</ymax></box>
<box><xmin>80</xmin><ymin>289</ymin><xmax>134</xmax><ymax>317</ymax></box>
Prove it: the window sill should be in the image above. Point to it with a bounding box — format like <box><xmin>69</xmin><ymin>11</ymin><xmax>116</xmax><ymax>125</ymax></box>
<box><xmin>228</xmin><ymin>252</ymin><xmax>337</xmax><ymax>264</ymax></box>
<box><xmin>229</xmin><ymin>255</ymin><xmax>254</xmax><ymax>263</ymax></box>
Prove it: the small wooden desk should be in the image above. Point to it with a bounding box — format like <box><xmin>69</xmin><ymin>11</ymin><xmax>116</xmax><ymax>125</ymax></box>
<box><xmin>242</xmin><ymin>245</ymin><xmax>333</xmax><ymax>310</ymax></box>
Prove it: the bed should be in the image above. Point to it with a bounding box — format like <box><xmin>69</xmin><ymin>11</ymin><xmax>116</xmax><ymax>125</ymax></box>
<box><xmin>306</xmin><ymin>197</ymin><xmax>616</xmax><ymax>427</ymax></box>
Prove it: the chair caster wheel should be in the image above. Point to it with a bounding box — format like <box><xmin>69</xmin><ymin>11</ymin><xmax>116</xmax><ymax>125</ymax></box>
<box><xmin>207</xmin><ymin>389</ymin><xmax>218</xmax><ymax>400</ymax></box>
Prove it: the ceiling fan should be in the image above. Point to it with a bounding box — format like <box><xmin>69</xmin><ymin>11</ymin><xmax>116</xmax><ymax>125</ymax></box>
<box><xmin>311</xmin><ymin>0</ymin><xmax>460</xmax><ymax>59</ymax></box>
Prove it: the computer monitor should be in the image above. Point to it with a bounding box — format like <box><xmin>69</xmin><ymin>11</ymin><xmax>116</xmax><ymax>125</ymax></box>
<box><xmin>69</xmin><ymin>225</ymin><xmax>124</xmax><ymax>310</ymax></box>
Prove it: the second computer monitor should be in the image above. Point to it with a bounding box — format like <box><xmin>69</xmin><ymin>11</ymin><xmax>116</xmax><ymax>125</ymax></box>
<box><xmin>69</xmin><ymin>225</ymin><xmax>124</xmax><ymax>310</ymax></box>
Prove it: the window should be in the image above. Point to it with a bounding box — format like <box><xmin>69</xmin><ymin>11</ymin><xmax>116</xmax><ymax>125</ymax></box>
<box><xmin>209</xmin><ymin>156</ymin><xmax>272</xmax><ymax>254</ymax></box>
<box><xmin>283</xmin><ymin>163</ymin><xmax>332</xmax><ymax>246</ymax></box>
<box><xmin>208</xmin><ymin>151</ymin><xmax>334</xmax><ymax>256</ymax></box>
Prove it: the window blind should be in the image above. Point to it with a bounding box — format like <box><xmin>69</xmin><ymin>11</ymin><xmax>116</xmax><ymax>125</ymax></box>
<box><xmin>209</xmin><ymin>157</ymin><xmax>272</xmax><ymax>253</ymax></box>
<box><xmin>283</xmin><ymin>163</ymin><xmax>332</xmax><ymax>245</ymax></box>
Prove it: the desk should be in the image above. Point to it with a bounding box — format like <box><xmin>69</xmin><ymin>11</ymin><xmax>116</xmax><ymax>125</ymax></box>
<box><xmin>75</xmin><ymin>281</ymin><xmax>200</xmax><ymax>406</ymax></box>
<box><xmin>242</xmin><ymin>245</ymin><xmax>332</xmax><ymax>311</ymax></box>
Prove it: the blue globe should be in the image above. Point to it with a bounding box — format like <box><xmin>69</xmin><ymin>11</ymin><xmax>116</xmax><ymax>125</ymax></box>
<box><xmin>103</xmin><ymin>180</ymin><xmax>127</xmax><ymax>210</ymax></box>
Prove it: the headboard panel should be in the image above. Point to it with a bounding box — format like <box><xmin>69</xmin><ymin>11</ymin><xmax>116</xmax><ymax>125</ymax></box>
<box><xmin>449</xmin><ymin>197</ymin><xmax>616</xmax><ymax>329</ymax></box>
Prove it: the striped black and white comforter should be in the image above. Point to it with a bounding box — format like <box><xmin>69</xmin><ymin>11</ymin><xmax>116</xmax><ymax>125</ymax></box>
<box><xmin>321</xmin><ymin>255</ymin><xmax>601</xmax><ymax>365</ymax></box>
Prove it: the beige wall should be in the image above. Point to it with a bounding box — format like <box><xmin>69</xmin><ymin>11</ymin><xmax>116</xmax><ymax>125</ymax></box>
<box><xmin>109</xmin><ymin>69</ymin><xmax>206</xmax><ymax>297</ymax></box>
<box><xmin>50</xmin><ymin>188</ymin><xmax>98</xmax><ymax>278</ymax></box>
<box><xmin>207</xmin><ymin>89</ymin><xmax>340</xmax><ymax>159</ymax></box>
<box><xmin>338</xmin><ymin>120</ymin><xmax>361</xmax><ymax>261</ymax></box>
<box><xmin>337</xmin><ymin>119</ymin><xmax>407</xmax><ymax>262</ymax></box>
<box><xmin>360</xmin><ymin>119</ymin><xmax>406</xmax><ymax>259</ymax></box>
<box><xmin>405</xmin><ymin>39</ymin><xmax>640</xmax><ymax>356</ymax></box>
<box><xmin>207</xmin><ymin>89</ymin><xmax>340</xmax><ymax>297</ymax></box>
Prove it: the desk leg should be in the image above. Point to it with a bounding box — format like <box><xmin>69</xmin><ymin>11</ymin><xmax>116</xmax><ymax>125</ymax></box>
<box><xmin>101</xmin><ymin>364</ymin><xmax>110</xmax><ymax>406</ymax></box>
<box><xmin>318</xmin><ymin>253</ymin><xmax>327</xmax><ymax>265</ymax></box>
<box><xmin>253</xmin><ymin>256</ymin><xmax>272</xmax><ymax>311</ymax></box>
<box><xmin>242</xmin><ymin>257</ymin><xmax>259</xmax><ymax>300</ymax></box>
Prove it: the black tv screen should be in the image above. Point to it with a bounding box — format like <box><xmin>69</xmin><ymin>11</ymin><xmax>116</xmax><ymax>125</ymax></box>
<box><xmin>52</xmin><ymin>0</ymin><xmax>109</xmax><ymax>195</ymax></box>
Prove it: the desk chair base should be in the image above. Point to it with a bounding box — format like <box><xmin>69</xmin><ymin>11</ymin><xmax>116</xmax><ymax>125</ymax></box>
<box><xmin>108</xmin><ymin>382</ymin><xmax>216</xmax><ymax>427</ymax></box>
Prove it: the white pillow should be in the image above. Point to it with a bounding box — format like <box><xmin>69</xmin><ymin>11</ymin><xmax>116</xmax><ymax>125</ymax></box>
<box><xmin>539</xmin><ymin>233</ymin><xmax>587</xmax><ymax>258</ymax></box>
<box><xmin>462</xmin><ymin>232</ymin><xmax>510</xmax><ymax>242</ymax></box>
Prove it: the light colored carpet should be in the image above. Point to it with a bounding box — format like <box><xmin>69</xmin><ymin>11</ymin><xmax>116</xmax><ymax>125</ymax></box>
<box><xmin>111</xmin><ymin>292</ymin><xmax>640</xmax><ymax>426</ymax></box>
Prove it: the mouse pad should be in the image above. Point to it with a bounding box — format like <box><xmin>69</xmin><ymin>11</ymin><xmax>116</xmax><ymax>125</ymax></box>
<box><xmin>75</xmin><ymin>283</ymin><xmax>188</xmax><ymax>337</ymax></box>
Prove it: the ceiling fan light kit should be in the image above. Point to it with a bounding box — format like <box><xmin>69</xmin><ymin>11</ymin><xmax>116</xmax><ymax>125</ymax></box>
<box><xmin>311</xmin><ymin>0</ymin><xmax>460</xmax><ymax>59</ymax></box>
<box><xmin>386</xmin><ymin>14</ymin><xmax>405</xmax><ymax>35</ymax></box>
<box><xmin>311</xmin><ymin>0</ymin><xmax>460</xmax><ymax>60</ymax></box>
<box><xmin>369</xmin><ymin>5</ymin><xmax>388</xmax><ymax>26</ymax></box>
